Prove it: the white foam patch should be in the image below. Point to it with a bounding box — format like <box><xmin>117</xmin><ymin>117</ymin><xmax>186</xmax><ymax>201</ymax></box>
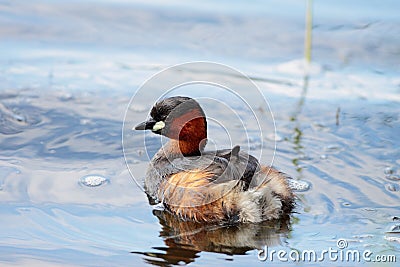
<box><xmin>80</xmin><ymin>175</ymin><xmax>109</xmax><ymax>187</ymax></box>
<box><xmin>287</xmin><ymin>179</ymin><xmax>311</xmax><ymax>192</ymax></box>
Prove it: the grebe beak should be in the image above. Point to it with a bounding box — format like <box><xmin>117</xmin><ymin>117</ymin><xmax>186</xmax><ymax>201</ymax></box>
<box><xmin>133</xmin><ymin>119</ymin><xmax>156</xmax><ymax>130</ymax></box>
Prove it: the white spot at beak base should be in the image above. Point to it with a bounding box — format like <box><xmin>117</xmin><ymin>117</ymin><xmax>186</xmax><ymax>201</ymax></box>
<box><xmin>152</xmin><ymin>121</ymin><xmax>165</xmax><ymax>132</ymax></box>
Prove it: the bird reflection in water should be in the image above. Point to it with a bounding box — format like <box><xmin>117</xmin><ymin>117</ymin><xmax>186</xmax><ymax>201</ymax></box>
<box><xmin>132</xmin><ymin>209</ymin><xmax>292</xmax><ymax>266</ymax></box>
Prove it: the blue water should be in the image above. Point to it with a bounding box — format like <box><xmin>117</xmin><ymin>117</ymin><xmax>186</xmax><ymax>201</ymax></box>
<box><xmin>1</xmin><ymin>1</ymin><xmax>399</xmax><ymax>266</ymax></box>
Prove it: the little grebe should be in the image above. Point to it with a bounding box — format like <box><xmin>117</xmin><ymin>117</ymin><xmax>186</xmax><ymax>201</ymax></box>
<box><xmin>135</xmin><ymin>96</ymin><xmax>294</xmax><ymax>223</ymax></box>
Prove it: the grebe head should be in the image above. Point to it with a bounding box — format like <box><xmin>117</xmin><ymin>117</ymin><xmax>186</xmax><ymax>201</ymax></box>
<box><xmin>135</xmin><ymin>96</ymin><xmax>207</xmax><ymax>153</ymax></box>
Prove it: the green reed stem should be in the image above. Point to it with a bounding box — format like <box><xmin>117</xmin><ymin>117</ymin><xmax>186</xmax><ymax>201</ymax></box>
<box><xmin>304</xmin><ymin>0</ymin><xmax>313</xmax><ymax>63</ymax></box>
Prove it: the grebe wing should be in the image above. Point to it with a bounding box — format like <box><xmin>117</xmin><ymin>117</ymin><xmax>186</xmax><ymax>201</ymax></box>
<box><xmin>168</xmin><ymin>146</ymin><xmax>261</xmax><ymax>190</ymax></box>
<box><xmin>213</xmin><ymin>146</ymin><xmax>261</xmax><ymax>189</ymax></box>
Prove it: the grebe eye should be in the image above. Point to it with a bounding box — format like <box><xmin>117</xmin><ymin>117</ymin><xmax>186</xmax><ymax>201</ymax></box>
<box><xmin>152</xmin><ymin>121</ymin><xmax>165</xmax><ymax>132</ymax></box>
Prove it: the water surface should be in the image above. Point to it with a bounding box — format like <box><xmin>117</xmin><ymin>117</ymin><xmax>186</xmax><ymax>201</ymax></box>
<box><xmin>1</xmin><ymin>0</ymin><xmax>399</xmax><ymax>266</ymax></box>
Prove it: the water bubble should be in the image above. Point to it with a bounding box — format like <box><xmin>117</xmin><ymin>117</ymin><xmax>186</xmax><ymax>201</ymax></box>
<box><xmin>386</xmin><ymin>174</ymin><xmax>400</xmax><ymax>181</ymax></box>
<box><xmin>385</xmin><ymin>224</ymin><xmax>400</xmax><ymax>244</ymax></box>
<box><xmin>320</xmin><ymin>154</ymin><xmax>328</xmax><ymax>160</ymax></box>
<box><xmin>11</xmin><ymin>112</ymin><xmax>26</xmax><ymax>122</ymax></box>
<box><xmin>390</xmin><ymin>224</ymin><xmax>400</xmax><ymax>232</ymax></box>
<box><xmin>386</xmin><ymin>183</ymin><xmax>399</xmax><ymax>192</ymax></box>
<box><xmin>342</xmin><ymin>202</ymin><xmax>351</xmax><ymax>207</ymax></box>
<box><xmin>80</xmin><ymin>175</ymin><xmax>109</xmax><ymax>187</ymax></box>
<box><xmin>384</xmin><ymin>166</ymin><xmax>395</xmax><ymax>175</ymax></box>
<box><xmin>287</xmin><ymin>179</ymin><xmax>311</xmax><ymax>192</ymax></box>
